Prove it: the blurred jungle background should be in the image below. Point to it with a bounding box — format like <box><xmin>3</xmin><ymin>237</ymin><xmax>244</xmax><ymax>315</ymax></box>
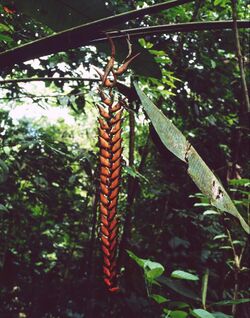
<box><xmin>0</xmin><ymin>0</ymin><xmax>249</xmax><ymax>317</ymax></box>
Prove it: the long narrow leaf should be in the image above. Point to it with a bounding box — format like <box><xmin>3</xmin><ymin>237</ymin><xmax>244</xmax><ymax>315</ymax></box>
<box><xmin>92</xmin><ymin>20</ymin><xmax>250</xmax><ymax>43</ymax></box>
<box><xmin>11</xmin><ymin>0</ymin><xmax>160</xmax><ymax>77</ymax></box>
<box><xmin>134</xmin><ymin>82</ymin><xmax>250</xmax><ymax>234</ymax></box>
<box><xmin>0</xmin><ymin>0</ymin><xmax>193</xmax><ymax>69</ymax></box>
<box><xmin>202</xmin><ymin>269</ymin><xmax>209</xmax><ymax>309</ymax></box>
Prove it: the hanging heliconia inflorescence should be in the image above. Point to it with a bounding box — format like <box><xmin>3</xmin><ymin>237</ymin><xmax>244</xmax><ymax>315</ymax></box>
<box><xmin>95</xmin><ymin>36</ymin><xmax>139</xmax><ymax>292</ymax></box>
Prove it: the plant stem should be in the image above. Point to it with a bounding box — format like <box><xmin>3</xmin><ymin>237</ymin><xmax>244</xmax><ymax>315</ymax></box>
<box><xmin>118</xmin><ymin>107</ymin><xmax>136</xmax><ymax>266</ymax></box>
<box><xmin>223</xmin><ymin>222</ymin><xmax>241</xmax><ymax>317</ymax></box>
<box><xmin>0</xmin><ymin>77</ymin><xmax>99</xmax><ymax>85</ymax></box>
<box><xmin>118</xmin><ymin>132</ymin><xmax>150</xmax><ymax>266</ymax></box>
<box><xmin>93</xmin><ymin>20</ymin><xmax>250</xmax><ymax>42</ymax></box>
<box><xmin>128</xmin><ymin>110</ymin><xmax>135</xmax><ymax>168</ymax></box>
<box><xmin>231</xmin><ymin>0</ymin><xmax>250</xmax><ymax>113</ymax></box>
<box><xmin>124</xmin><ymin>109</ymin><xmax>136</xmax><ymax>244</ymax></box>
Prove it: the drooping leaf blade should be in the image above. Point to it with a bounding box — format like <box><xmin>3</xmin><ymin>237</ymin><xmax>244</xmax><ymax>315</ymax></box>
<box><xmin>134</xmin><ymin>82</ymin><xmax>250</xmax><ymax>234</ymax></box>
<box><xmin>4</xmin><ymin>0</ymin><xmax>172</xmax><ymax>77</ymax></box>
<box><xmin>13</xmin><ymin>0</ymin><xmax>111</xmax><ymax>31</ymax></box>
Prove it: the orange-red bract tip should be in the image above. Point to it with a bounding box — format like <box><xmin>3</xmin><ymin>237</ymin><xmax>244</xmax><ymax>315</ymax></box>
<box><xmin>3</xmin><ymin>6</ymin><xmax>16</xmax><ymax>14</ymax></box>
<box><xmin>108</xmin><ymin>286</ymin><xmax>120</xmax><ymax>293</ymax></box>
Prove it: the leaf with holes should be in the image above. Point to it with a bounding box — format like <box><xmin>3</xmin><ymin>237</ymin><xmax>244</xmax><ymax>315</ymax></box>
<box><xmin>134</xmin><ymin>82</ymin><xmax>250</xmax><ymax>234</ymax></box>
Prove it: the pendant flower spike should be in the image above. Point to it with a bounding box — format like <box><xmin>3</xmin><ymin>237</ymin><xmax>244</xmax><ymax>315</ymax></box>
<box><xmin>96</xmin><ymin>35</ymin><xmax>139</xmax><ymax>292</ymax></box>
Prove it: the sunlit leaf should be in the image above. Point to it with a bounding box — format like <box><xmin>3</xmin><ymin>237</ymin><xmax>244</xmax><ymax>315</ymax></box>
<box><xmin>170</xmin><ymin>310</ymin><xmax>189</xmax><ymax>318</ymax></box>
<box><xmin>127</xmin><ymin>250</ymin><xmax>164</xmax><ymax>282</ymax></box>
<box><xmin>212</xmin><ymin>313</ymin><xmax>233</xmax><ymax>318</ymax></box>
<box><xmin>201</xmin><ymin>269</ymin><xmax>209</xmax><ymax>308</ymax></box>
<box><xmin>0</xmin><ymin>204</ymin><xmax>8</xmax><ymax>212</ymax></box>
<box><xmin>192</xmin><ymin>309</ymin><xmax>215</xmax><ymax>318</ymax></box>
<box><xmin>127</xmin><ymin>250</ymin><xmax>147</xmax><ymax>268</ymax></box>
<box><xmin>203</xmin><ymin>210</ymin><xmax>219</xmax><ymax>216</ymax></box>
<box><xmin>150</xmin><ymin>294</ymin><xmax>169</xmax><ymax>304</ymax></box>
<box><xmin>144</xmin><ymin>260</ymin><xmax>165</xmax><ymax>281</ymax></box>
<box><xmin>0</xmin><ymin>23</ymin><xmax>11</xmax><ymax>32</ymax></box>
<box><xmin>213</xmin><ymin>234</ymin><xmax>227</xmax><ymax>240</ymax></box>
<box><xmin>0</xmin><ymin>34</ymin><xmax>13</xmax><ymax>43</ymax></box>
<box><xmin>171</xmin><ymin>270</ymin><xmax>199</xmax><ymax>281</ymax></box>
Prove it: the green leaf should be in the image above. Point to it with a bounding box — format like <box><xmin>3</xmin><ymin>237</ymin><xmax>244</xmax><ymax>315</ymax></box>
<box><xmin>13</xmin><ymin>0</ymin><xmax>111</xmax><ymax>31</ymax></box>
<box><xmin>170</xmin><ymin>310</ymin><xmax>188</xmax><ymax>318</ymax></box>
<box><xmin>134</xmin><ymin>82</ymin><xmax>186</xmax><ymax>161</ymax></box>
<box><xmin>213</xmin><ymin>234</ymin><xmax>227</xmax><ymax>240</ymax></box>
<box><xmin>0</xmin><ymin>34</ymin><xmax>13</xmax><ymax>43</ymax></box>
<box><xmin>126</xmin><ymin>250</ymin><xmax>146</xmax><ymax>268</ymax></box>
<box><xmin>229</xmin><ymin>178</ymin><xmax>250</xmax><ymax>187</ymax></box>
<box><xmin>0</xmin><ymin>159</ymin><xmax>9</xmax><ymax>183</ymax></box>
<box><xmin>213</xmin><ymin>0</ymin><xmax>229</xmax><ymax>7</ymax></box>
<box><xmin>0</xmin><ymin>204</ymin><xmax>8</xmax><ymax>212</ymax></box>
<box><xmin>150</xmin><ymin>294</ymin><xmax>169</xmax><ymax>304</ymax></box>
<box><xmin>12</xmin><ymin>0</ymin><xmax>160</xmax><ymax>78</ymax></box>
<box><xmin>232</xmin><ymin>240</ymin><xmax>244</xmax><ymax>246</ymax></box>
<box><xmin>171</xmin><ymin>270</ymin><xmax>199</xmax><ymax>281</ymax></box>
<box><xmin>139</xmin><ymin>38</ymin><xmax>154</xmax><ymax>49</ymax></box>
<box><xmin>192</xmin><ymin>309</ymin><xmax>215</xmax><ymax>318</ymax></box>
<box><xmin>3</xmin><ymin>146</ymin><xmax>11</xmax><ymax>155</ymax></box>
<box><xmin>157</xmin><ymin>276</ymin><xmax>201</xmax><ymax>301</ymax></box>
<box><xmin>123</xmin><ymin>166</ymin><xmax>149</xmax><ymax>183</ymax></box>
<box><xmin>203</xmin><ymin>210</ymin><xmax>220</xmax><ymax>216</ymax></box>
<box><xmin>211</xmin><ymin>60</ymin><xmax>216</xmax><ymax>69</ymax></box>
<box><xmin>0</xmin><ymin>23</ymin><xmax>11</xmax><ymax>32</ymax></box>
<box><xmin>168</xmin><ymin>302</ymin><xmax>190</xmax><ymax>310</ymax></box>
<box><xmin>194</xmin><ymin>203</ymin><xmax>211</xmax><ymax>207</ymax></box>
<box><xmin>202</xmin><ymin>269</ymin><xmax>209</xmax><ymax>308</ymax></box>
<box><xmin>134</xmin><ymin>82</ymin><xmax>250</xmax><ymax>235</ymax></box>
<box><xmin>211</xmin><ymin>298</ymin><xmax>250</xmax><ymax>306</ymax></box>
<box><xmin>146</xmin><ymin>268</ymin><xmax>163</xmax><ymax>281</ymax></box>
<box><xmin>144</xmin><ymin>260</ymin><xmax>165</xmax><ymax>281</ymax></box>
<box><xmin>127</xmin><ymin>250</ymin><xmax>164</xmax><ymax>282</ymax></box>
<box><xmin>212</xmin><ymin>313</ymin><xmax>233</xmax><ymax>318</ymax></box>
